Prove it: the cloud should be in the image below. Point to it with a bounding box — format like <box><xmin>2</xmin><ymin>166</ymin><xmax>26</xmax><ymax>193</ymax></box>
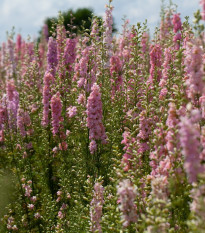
<box><xmin>0</xmin><ymin>0</ymin><xmax>200</xmax><ymax>43</ymax></box>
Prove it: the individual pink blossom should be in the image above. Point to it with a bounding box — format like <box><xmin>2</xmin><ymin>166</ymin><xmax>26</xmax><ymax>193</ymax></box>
<box><xmin>59</xmin><ymin>141</ymin><xmax>68</xmax><ymax>151</ymax></box>
<box><xmin>28</xmin><ymin>204</ymin><xmax>34</xmax><ymax>210</ymax></box>
<box><xmin>23</xmin><ymin>184</ymin><xmax>32</xmax><ymax>197</ymax></box>
<box><xmin>58</xmin><ymin>211</ymin><xmax>65</xmax><ymax>219</ymax></box>
<box><xmin>51</xmin><ymin>92</ymin><xmax>62</xmax><ymax>135</ymax></box>
<box><xmin>117</xmin><ymin>179</ymin><xmax>137</xmax><ymax>227</ymax></box>
<box><xmin>89</xmin><ymin>140</ymin><xmax>97</xmax><ymax>154</ymax></box>
<box><xmin>67</xmin><ymin>106</ymin><xmax>77</xmax><ymax>118</ymax></box>
<box><xmin>159</xmin><ymin>88</ymin><xmax>168</xmax><ymax>100</ymax></box>
<box><xmin>77</xmin><ymin>93</ymin><xmax>86</xmax><ymax>105</ymax></box>
<box><xmin>34</xmin><ymin>213</ymin><xmax>41</xmax><ymax>219</ymax></box>
<box><xmin>90</xmin><ymin>182</ymin><xmax>104</xmax><ymax>233</ymax></box>
<box><xmin>31</xmin><ymin>196</ymin><xmax>37</xmax><ymax>202</ymax></box>
<box><xmin>0</xmin><ymin>130</ymin><xmax>4</xmax><ymax>142</ymax></box>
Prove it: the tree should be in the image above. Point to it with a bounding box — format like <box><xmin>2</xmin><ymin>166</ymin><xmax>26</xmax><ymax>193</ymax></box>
<box><xmin>41</xmin><ymin>8</ymin><xmax>117</xmax><ymax>39</ymax></box>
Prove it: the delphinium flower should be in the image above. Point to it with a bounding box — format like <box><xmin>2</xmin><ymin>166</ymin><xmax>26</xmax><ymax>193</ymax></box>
<box><xmin>160</xmin><ymin>10</ymin><xmax>173</xmax><ymax>40</ymax></box>
<box><xmin>86</xmin><ymin>83</ymin><xmax>107</xmax><ymax>154</ymax></box>
<box><xmin>7</xmin><ymin>38</ymin><xmax>16</xmax><ymax>77</ymax></box>
<box><xmin>200</xmin><ymin>96</ymin><xmax>205</xmax><ymax>118</ymax></box>
<box><xmin>91</xmin><ymin>18</ymin><xmax>100</xmax><ymax>42</ymax></box>
<box><xmin>145</xmin><ymin>176</ymin><xmax>170</xmax><ymax>232</ymax></box>
<box><xmin>63</xmin><ymin>38</ymin><xmax>77</xmax><ymax>72</ymax></box>
<box><xmin>137</xmin><ymin>110</ymin><xmax>151</xmax><ymax>154</ymax></box>
<box><xmin>51</xmin><ymin>92</ymin><xmax>62</xmax><ymax>135</ymax></box>
<box><xmin>200</xmin><ymin>0</ymin><xmax>205</xmax><ymax>20</ymax></box>
<box><xmin>0</xmin><ymin>103</ymin><xmax>5</xmax><ymax>142</ymax></box>
<box><xmin>165</xmin><ymin>103</ymin><xmax>179</xmax><ymax>155</ymax></box>
<box><xmin>179</xmin><ymin>109</ymin><xmax>204</xmax><ymax>183</ymax></box>
<box><xmin>159</xmin><ymin>87</ymin><xmax>168</xmax><ymax>100</ymax></box>
<box><xmin>103</xmin><ymin>3</ymin><xmax>113</xmax><ymax>66</ymax></box>
<box><xmin>200</xmin><ymin>126</ymin><xmax>205</xmax><ymax>161</ymax></box>
<box><xmin>42</xmin><ymin>72</ymin><xmax>54</xmax><ymax>126</ymax></box>
<box><xmin>56</xmin><ymin>24</ymin><xmax>66</xmax><ymax>62</ymax></box>
<box><xmin>150</xmin><ymin>128</ymin><xmax>169</xmax><ymax>177</ymax></box>
<box><xmin>90</xmin><ymin>182</ymin><xmax>104</xmax><ymax>233</ymax></box>
<box><xmin>43</xmin><ymin>24</ymin><xmax>49</xmax><ymax>41</ymax></box>
<box><xmin>77</xmin><ymin>93</ymin><xmax>86</xmax><ymax>106</ymax></box>
<box><xmin>110</xmin><ymin>55</ymin><xmax>123</xmax><ymax>98</ymax></box>
<box><xmin>15</xmin><ymin>34</ymin><xmax>22</xmax><ymax>55</ymax></box>
<box><xmin>56</xmin><ymin>24</ymin><xmax>66</xmax><ymax>79</ymax></box>
<box><xmin>184</xmin><ymin>42</ymin><xmax>204</xmax><ymax>103</ymax></box>
<box><xmin>26</xmin><ymin>42</ymin><xmax>35</xmax><ymax>63</ymax></box>
<box><xmin>6</xmin><ymin>79</ymin><xmax>19</xmax><ymax>130</ymax></box>
<box><xmin>172</xmin><ymin>13</ymin><xmax>182</xmax><ymax>50</ymax></box>
<box><xmin>67</xmin><ymin>106</ymin><xmax>77</xmax><ymax>118</ymax></box>
<box><xmin>17</xmin><ymin>108</ymin><xmax>31</xmax><ymax>137</ymax></box>
<box><xmin>189</xmin><ymin>183</ymin><xmax>205</xmax><ymax>230</ymax></box>
<box><xmin>47</xmin><ymin>37</ymin><xmax>58</xmax><ymax>76</ymax></box>
<box><xmin>6</xmin><ymin>216</ymin><xmax>18</xmax><ymax>231</ymax></box>
<box><xmin>172</xmin><ymin>13</ymin><xmax>182</xmax><ymax>33</ymax></box>
<box><xmin>117</xmin><ymin>179</ymin><xmax>137</xmax><ymax>227</ymax></box>
<box><xmin>147</xmin><ymin>44</ymin><xmax>162</xmax><ymax>85</ymax></box>
<box><xmin>141</xmin><ymin>32</ymin><xmax>149</xmax><ymax>54</ymax></box>
<box><xmin>159</xmin><ymin>47</ymin><xmax>172</xmax><ymax>87</ymax></box>
<box><xmin>22</xmin><ymin>180</ymin><xmax>32</xmax><ymax>197</ymax></box>
<box><xmin>121</xmin><ymin>131</ymin><xmax>136</xmax><ymax>172</ymax></box>
<box><xmin>117</xmin><ymin>20</ymin><xmax>129</xmax><ymax>60</ymax></box>
<box><xmin>77</xmin><ymin>46</ymin><xmax>90</xmax><ymax>91</ymax></box>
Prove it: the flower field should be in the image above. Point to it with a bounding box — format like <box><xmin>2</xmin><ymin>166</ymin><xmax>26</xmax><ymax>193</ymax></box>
<box><xmin>0</xmin><ymin>0</ymin><xmax>205</xmax><ymax>232</ymax></box>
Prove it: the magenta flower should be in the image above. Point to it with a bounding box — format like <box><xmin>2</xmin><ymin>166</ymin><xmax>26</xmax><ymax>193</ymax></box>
<box><xmin>86</xmin><ymin>83</ymin><xmax>107</xmax><ymax>154</ymax></box>
<box><xmin>51</xmin><ymin>92</ymin><xmax>62</xmax><ymax>135</ymax></box>
<box><xmin>179</xmin><ymin>109</ymin><xmax>204</xmax><ymax>183</ymax></box>
<box><xmin>117</xmin><ymin>179</ymin><xmax>137</xmax><ymax>227</ymax></box>
<box><xmin>200</xmin><ymin>0</ymin><xmax>205</xmax><ymax>20</ymax></box>
<box><xmin>148</xmin><ymin>44</ymin><xmax>162</xmax><ymax>84</ymax></box>
<box><xmin>63</xmin><ymin>38</ymin><xmax>77</xmax><ymax>66</ymax></box>
<box><xmin>185</xmin><ymin>42</ymin><xmax>204</xmax><ymax>101</ymax></box>
<box><xmin>90</xmin><ymin>182</ymin><xmax>104</xmax><ymax>233</ymax></box>
<box><xmin>47</xmin><ymin>37</ymin><xmax>58</xmax><ymax>76</ymax></box>
<box><xmin>67</xmin><ymin>106</ymin><xmax>77</xmax><ymax>118</ymax></box>
<box><xmin>172</xmin><ymin>13</ymin><xmax>182</xmax><ymax>33</ymax></box>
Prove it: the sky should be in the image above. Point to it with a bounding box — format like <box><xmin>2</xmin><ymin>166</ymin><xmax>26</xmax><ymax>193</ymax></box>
<box><xmin>0</xmin><ymin>0</ymin><xmax>201</xmax><ymax>43</ymax></box>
